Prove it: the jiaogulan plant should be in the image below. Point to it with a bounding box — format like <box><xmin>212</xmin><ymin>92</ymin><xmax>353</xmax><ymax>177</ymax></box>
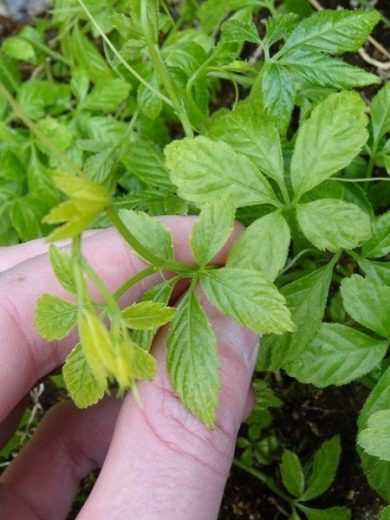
<box><xmin>1</xmin><ymin>0</ymin><xmax>390</xmax><ymax>517</ymax></box>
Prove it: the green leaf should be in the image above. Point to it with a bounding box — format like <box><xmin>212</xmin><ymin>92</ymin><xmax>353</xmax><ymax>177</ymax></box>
<box><xmin>118</xmin><ymin>210</ymin><xmax>174</xmax><ymax>265</ymax></box>
<box><xmin>261</xmin><ymin>63</ymin><xmax>295</xmax><ymax>131</ymax></box>
<box><xmin>357</xmin><ymin>258</ymin><xmax>390</xmax><ymax>285</ymax></box>
<box><xmin>207</xmin><ymin>100</ymin><xmax>284</xmax><ymax>184</ymax></box>
<box><xmin>138</xmin><ymin>76</ymin><xmax>163</xmax><ymax>119</ymax></box>
<box><xmin>35</xmin><ymin>294</ymin><xmax>77</xmax><ymax>340</ymax></box>
<box><xmin>258</xmin><ymin>261</ymin><xmax>335</xmax><ymax>371</ymax></box>
<box><xmin>302</xmin><ymin>436</ymin><xmax>341</xmax><ymax>501</ymax></box>
<box><xmin>70</xmin><ymin>67</ymin><xmax>90</xmax><ymax>103</ymax></box>
<box><xmin>198</xmin><ymin>0</ymin><xmax>259</xmax><ymax>32</ymax></box>
<box><xmin>362</xmin><ymin>211</ymin><xmax>390</xmax><ymax>258</ymax></box>
<box><xmin>221</xmin><ymin>20</ymin><xmax>260</xmax><ymax>44</ymax></box>
<box><xmin>133</xmin><ymin>344</ymin><xmax>157</xmax><ymax>381</ymax></box>
<box><xmin>282</xmin><ymin>9</ymin><xmax>380</xmax><ymax>54</ymax></box>
<box><xmin>340</xmin><ymin>275</ymin><xmax>390</xmax><ymax>338</ymax></box>
<box><xmin>379</xmin><ymin>506</ymin><xmax>390</xmax><ymax>520</ymax></box>
<box><xmin>358</xmin><ymin>366</ymin><xmax>390</xmax><ymax>502</ymax></box>
<box><xmin>167</xmin><ymin>290</ymin><xmax>220</xmax><ymax>429</ymax></box>
<box><xmin>297</xmin><ymin>505</ymin><xmax>351</xmax><ymax>520</ymax></box>
<box><xmin>72</xmin><ymin>25</ymin><xmax>112</xmax><ymax>83</ymax></box>
<box><xmin>371</xmin><ymin>78</ymin><xmax>390</xmax><ymax>145</ymax></box>
<box><xmin>280</xmin><ymin>450</ymin><xmax>305</xmax><ymax>498</ymax></box>
<box><xmin>200</xmin><ymin>267</ymin><xmax>294</xmax><ymax>335</ymax></box>
<box><xmin>2</xmin><ymin>36</ymin><xmax>35</xmax><ymax>61</ymax></box>
<box><xmin>296</xmin><ymin>199</ymin><xmax>372</xmax><ymax>252</ymax></box>
<box><xmin>11</xmin><ymin>200</ymin><xmax>42</xmax><ymax>241</ymax></box>
<box><xmin>291</xmin><ymin>92</ymin><xmax>368</xmax><ymax>199</ymax></box>
<box><xmin>84</xmin><ymin>147</ymin><xmax>116</xmax><ymax>183</ymax></box>
<box><xmin>285</xmin><ymin>323</ymin><xmax>388</xmax><ymax>388</ymax></box>
<box><xmin>264</xmin><ymin>13</ymin><xmax>299</xmax><ymax>46</ymax></box>
<box><xmin>358</xmin><ymin>410</ymin><xmax>390</xmax><ymax>461</ymax></box>
<box><xmin>123</xmin><ymin>301</ymin><xmax>176</xmax><ymax>330</ymax></box>
<box><xmin>278</xmin><ymin>51</ymin><xmax>379</xmax><ymax>89</ymax></box>
<box><xmin>63</xmin><ymin>344</ymin><xmax>105</xmax><ymax>408</ymax></box>
<box><xmin>83</xmin><ymin>78</ymin><xmax>131</xmax><ymax>112</ymax></box>
<box><xmin>191</xmin><ymin>198</ymin><xmax>235</xmax><ymax>267</ymax></box>
<box><xmin>228</xmin><ymin>211</ymin><xmax>290</xmax><ymax>282</ymax></box>
<box><xmin>17</xmin><ymin>80</ymin><xmax>70</xmax><ymax>121</ymax></box>
<box><xmin>49</xmin><ymin>244</ymin><xmax>76</xmax><ymax>294</ymax></box>
<box><xmin>165</xmin><ymin>136</ymin><xmax>277</xmax><ymax>208</ymax></box>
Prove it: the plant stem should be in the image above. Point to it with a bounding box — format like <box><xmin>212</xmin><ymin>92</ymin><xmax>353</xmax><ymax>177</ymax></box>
<box><xmin>233</xmin><ymin>459</ymin><xmax>294</xmax><ymax>505</ymax></box>
<box><xmin>113</xmin><ymin>266</ymin><xmax>158</xmax><ymax>301</ymax></box>
<box><xmin>0</xmin><ymin>82</ymin><xmax>80</xmax><ymax>173</ymax></box>
<box><xmin>330</xmin><ymin>176</ymin><xmax>390</xmax><ymax>182</ymax></box>
<box><xmin>81</xmin><ymin>258</ymin><xmax>122</xmax><ymax>318</ymax></box>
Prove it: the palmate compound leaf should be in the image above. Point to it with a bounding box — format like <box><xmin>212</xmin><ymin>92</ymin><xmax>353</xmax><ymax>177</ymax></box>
<box><xmin>227</xmin><ymin>211</ymin><xmax>290</xmax><ymax>282</ymax></box>
<box><xmin>35</xmin><ymin>294</ymin><xmax>77</xmax><ymax>340</ymax></box>
<box><xmin>280</xmin><ymin>450</ymin><xmax>305</xmax><ymax>498</ymax></box>
<box><xmin>167</xmin><ymin>290</ymin><xmax>220</xmax><ymax>430</ymax></box>
<box><xmin>63</xmin><ymin>344</ymin><xmax>105</xmax><ymax>408</ymax></box>
<box><xmin>206</xmin><ymin>99</ymin><xmax>284</xmax><ymax>185</ymax></box>
<box><xmin>199</xmin><ymin>268</ymin><xmax>294</xmax><ymax>335</ymax></box>
<box><xmin>340</xmin><ymin>275</ymin><xmax>390</xmax><ymax>339</ymax></box>
<box><xmin>165</xmin><ymin>136</ymin><xmax>278</xmax><ymax>208</ymax></box>
<box><xmin>358</xmin><ymin>410</ymin><xmax>390</xmax><ymax>462</ymax></box>
<box><xmin>296</xmin><ymin>199</ymin><xmax>372</xmax><ymax>252</ymax></box>
<box><xmin>358</xmin><ymin>366</ymin><xmax>390</xmax><ymax>502</ymax></box>
<box><xmin>191</xmin><ymin>198</ymin><xmax>235</xmax><ymax>267</ymax></box>
<box><xmin>258</xmin><ymin>260</ymin><xmax>335</xmax><ymax>371</ymax></box>
<box><xmin>282</xmin><ymin>9</ymin><xmax>380</xmax><ymax>55</ymax></box>
<box><xmin>285</xmin><ymin>323</ymin><xmax>388</xmax><ymax>388</ymax></box>
<box><xmin>290</xmin><ymin>92</ymin><xmax>368</xmax><ymax>199</ymax></box>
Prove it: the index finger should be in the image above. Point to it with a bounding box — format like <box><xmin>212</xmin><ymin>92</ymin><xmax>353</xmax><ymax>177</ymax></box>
<box><xmin>0</xmin><ymin>217</ymin><xmax>241</xmax><ymax>422</ymax></box>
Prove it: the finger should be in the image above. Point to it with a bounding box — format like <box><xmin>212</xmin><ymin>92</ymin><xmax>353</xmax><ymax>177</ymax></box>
<box><xmin>79</xmin><ymin>292</ymin><xmax>259</xmax><ymax>519</ymax></box>
<box><xmin>0</xmin><ymin>397</ymin><xmax>121</xmax><ymax>520</ymax></box>
<box><xmin>0</xmin><ymin>218</ymin><xmax>241</xmax><ymax>422</ymax></box>
<box><xmin>0</xmin><ymin>397</ymin><xmax>28</xmax><ymax>448</ymax></box>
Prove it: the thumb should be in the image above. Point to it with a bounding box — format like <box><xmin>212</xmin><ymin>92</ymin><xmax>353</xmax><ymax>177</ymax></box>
<box><xmin>78</xmin><ymin>288</ymin><xmax>259</xmax><ymax>520</ymax></box>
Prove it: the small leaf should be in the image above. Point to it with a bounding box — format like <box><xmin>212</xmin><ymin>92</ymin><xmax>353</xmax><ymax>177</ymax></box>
<box><xmin>341</xmin><ymin>275</ymin><xmax>390</xmax><ymax>338</ymax></box>
<box><xmin>302</xmin><ymin>436</ymin><xmax>341</xmax><ymax>501</ymax></box>
<box><xmin>133</xmin><ymin>344</ymin><xmax>157</xmax><ymax>381</ymax></box>
<box><xmin>264</xmin><ymin>13</ymin><xmax>299</xmax><ymax>46</ymax></box>
<box><xmin>83</xmin><ymin>78</ymin><xmax>131</xmax><ymax>112</ymax></box>
<box><xmin>297</xmin><ymin>199</ymin><xmax>372</xmax><ymax>251</ymax></box>
<box><xmin>200</xmin><ymin>267</ymin><xmax>294</xmax><ymax>335</ymax></box>
<box><xmin>2</xmin><ymin>36</ymin><xmax>35</xmax><ymax>61</ymax></box>
<box><xmin>221</xmin><ymin>19</ymin><xmax>260</xmax><ymax>44</ymax></box>
<box><xmin>63</xmin><ymin>344</ymin><xmax>105</xmax><ymax>408</ymax></box>
<box><xmin>118</xmin><ymin>210</ymin><xmax>174</xmax><ymax>266</ymax></box>
<box><xmin>362</xmin><ymin>210</ymin><xmax>390</xmax><ymax>258</ymax></box>
<box><xmin>35</xmin><ymin>294</ymin><xmax>77</xmax><ymax>340</ymax></box>
<box><xmin>191</xmin><ymin>198</ymin><xmax>235</xmax><ymax>266</ymax></box>
<box><xmin>261</xmin><ymin>63</ymin><xmax>295</xmax><ymax>131</ymax></box>
<box><xmin>167</xmin><ymin>290</ymin><xmax>220</xmax><ymax>429</ymax></box>
<box><xmin>49</xmin><ymin>244</ymin><xmax>76</xmax><ymax>294</ymax></box>
<box><xmin>228</xmin><ymin>211</ymin><xmax>290</xmax><ymax>282</ymax></box>
<box><xmin>379</xmin><ymin>506</ymin><xmax>390</xmax><ymax>520</ymax></box>
<box><xmin>359</xmin><ymin>410</ymin><xmax>390</xmax><ymax>461</ymax></box>
<box><xmin>297</xmin><ymin>505</ymin><xmax>351</xmax><ymax>520</ymax></box>
<box><xmin>371</xmin><ymin>83</ymin><xmax>390</xmax><ymax>145</ymax></box>
<box><xmin>123</xmin><ymin>301</ymin><xmax>176</xmax><ymax>330</ymax></box>
<box><xmin>285</xmin><ymin>323</ymin><xmax>388</xmax><ymax>388</ymax></box>
<box><xmin>280</xmin><ymin>450</ymin><xmax>305</xmax><ymax>498</ymax></box>
<box><xmin>165</xmin><ymin>136</ymin><xmax>277</xmax><ymax>208</ymax></box>
<box><xmin>291</xmin><ymin>92</ymin><xmax>368</xmax><ymax>199</ymax></box>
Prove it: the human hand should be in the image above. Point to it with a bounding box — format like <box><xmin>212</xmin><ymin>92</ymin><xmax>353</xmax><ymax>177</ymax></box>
<box><xmin>0</xmin><ymin>217</ymin><xmax>259</xmax><ymax>520</ymax></box>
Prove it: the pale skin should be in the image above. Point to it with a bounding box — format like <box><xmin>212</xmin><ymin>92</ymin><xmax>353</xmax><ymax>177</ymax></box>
<box><xmin>0</xmin><ymin>217</ymin><xmax>259</xmax><ymax>519</ymax></box>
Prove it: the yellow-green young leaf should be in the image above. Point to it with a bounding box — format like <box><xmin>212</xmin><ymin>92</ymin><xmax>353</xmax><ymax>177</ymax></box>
<box><xmin>340</xmin><ymin>275</ymin><xmax>390</xmax><ymax>338</ymax></box>
<box><xmin>358</xmin><ymin>410</ymin><xmax>390</xmax><ymax>461</ymax></box>
<box><xmin>134</xmin><ymin>344</ymin><xmax>157</xmax><ymax>381</ymax></box>
<box><xmin>285</xmin><ymin>324</ymin><xmax>388</xmax><ymax>388</ymax></box>
<box><xmin>227</xmin><ymin>211</ymin><xmax>290</xmax><ymax>282</ymax></box>
<box><xmin>118</xmin><ymin>210</ymin><xmax>174</xmax><ymax>265</ymax></box>
<box><xmin>362</xmin><ymin>211</ymin><xmax>390</xmax><ymax>258</ymax></box>
<box><xmin>207</xmin><ymin>100</ymin><xmax>284</xmax><ymax>184</ymax></box>
<box><xmin>291</xmin><ymin>92</ymin><xmax>368</xmax><ymax>199</ymax></box>
<box><xmin>63</xmin><ymin>344</ymin><xmax>105</xmax><ymax>408</ymax></box>
<box><xmin>296</xmin><ymin>199</ymin><xmax>372</xmax><ymax>252</ymax></box>
<box><xmin>52</xmin><ymin>173</ymin><xmax>110</xmax><ymax>208</ymax></box>
<box><xmin>44</xmin><ymin>200</ymin><xmax>78</xmax><ymax>224</ymax></box>
<box><xmin>79</xmin><ymin>310</ymin><xmax>113</xmax><ymax>387</ymax></box>
<box><xmin>200</xmin><ymin>268</ymin><xmax>294</xmax><ymax>335</ymax></box>
<box><xmin>35</xmin><ymin>294</ymin><xmax>77</xmax><ymax>340</ymax></box>
<box><xmin>49</xmin><ymin>245</ymin><xmax>76</xmax><ymax>294</ymax></box>
<box><xmin>191</xmin><ymin>198</ymin><xmax>235</xmax><ymax>267</ymax></box>
<box><xmin>123</xmin><ymin>301</ymin><xmax>176</xmax><ymax>330</ymax></box>
<box><xmin>113</xmin><ymin>332</ymin><xmax>135</xmax><ymax>390</ymax></box>
<box><xmin>46</xmin><ymin>213</ymin><xmax>96</xmax><ymax>241</ymax></box>
<box><xmin>165</xmin><ymin>136</ymin><xmax>277</xmax><ymax>208</ymax></box>
<box><xmin>167</xmin><ymin>290</ymin><xmax>220</xmax><ymax>429</ymax></box>
<box><xmin>280</xmin><ymin>450</ymin><xmax>305</xmax><ymax>498</ymax></box>
<box><xmin>3</xmin><ymin>36</ymin><xmax>35</xmax><ymax>61</ymax></box>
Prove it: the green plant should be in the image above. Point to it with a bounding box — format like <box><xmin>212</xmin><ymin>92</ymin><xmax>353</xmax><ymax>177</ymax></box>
<box><xmin>1</xmin><ymin>0</ymin><xmax>390</xmax><ymax>513</ymax></box>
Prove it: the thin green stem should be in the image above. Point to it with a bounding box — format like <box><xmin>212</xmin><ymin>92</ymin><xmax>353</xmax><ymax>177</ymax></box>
<box><xmin>21</xmin><ymin>36</ymin><xmax>69</xmax><ymax>65</ymax></box>
<box><xmin>72</xmin><ymin>235</ymin><xmax>89</xmax><ymax>311</ymax></box>
<box><xmin>76</xmin><ymin>0</ymin><xmax>172</xmax><ymax>107</ymax></box>
<box><xmin>233</xmin><ymin>459</ymin><xmax>293</xmax><ymax>505</ymax></box>
<box><xmin>330</xmin><ymin>176</ymin><xmax>390</xmax><ymax>183</ymax></box>
<box><xmin>114</xmin><ymin>266</ymin><xmax>158</xmax><ymax>301</ymax></box>
<box><xmin>0</xmin><ymin>82</ymin><xmax>80</xmax><ymax>173</ymax></box>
